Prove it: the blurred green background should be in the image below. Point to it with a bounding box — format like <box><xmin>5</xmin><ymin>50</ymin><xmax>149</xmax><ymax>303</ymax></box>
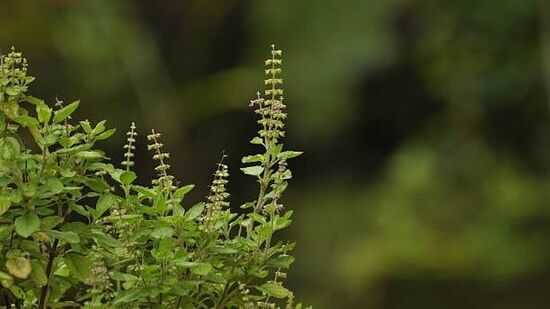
<box><xmin>2</xmin><ymin>0</ymin><xmax>550</xmax><ymax>307</ymax></box>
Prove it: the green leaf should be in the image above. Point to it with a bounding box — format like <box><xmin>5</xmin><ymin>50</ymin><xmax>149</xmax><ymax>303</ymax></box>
<box><xmin>257</xmin><ymin>225</ymin><xmax>273</xmax><ymax>241</ymax></box>
<box><xmin>241</xmin><ymin>165</ymin><xmax>264</xmax><ymax>176</ymax></box>
<box><xmin>54</xmin><ymin>264</ymin><xmax>70</xmax><ymax>277</ymax></box>
<box><xmin>76</xmin><ymin>151</ymin><xmax>103</xmax><ymax>159</ymax></box>
<box><xmin>119</xmin><ymin>171</ymin><xmax>137</xmax><ymax>185</ymax></box>
<box><xmin>259</xmin><ymin>282</ymin><xmax>290</xmax><ymax>299</ymax></box>
<box><xmin>0</xmin><ymin>196</ymin><xmax>11</xmax><ymax>216</ymax></box>
<box><xmin>35</xmin><ymin>207</ymin><xmax>55</xmax><ymax>216</ymax></box>
<box><xmin>267</xmin><ymin>255</ymin><xmax>295</xmax><ymax>268</ymax></box>
<box><xmin>249</xmin><ymin>213</ymin><xmax>267</xmax><ymax>224</ymax></box>
<box><xmin>240</xmin><ymin>202</ymin><xmax>255</xmax><ymax>209</ymax></box>
<box><xmin>47</xmin><ymin>230</ymin><xmax>80</xmax><ymax>244</ymax></box>
<box><xmin>190</xmin><ymin>263</ymin><xmax>212</xmax><ymax>276</ymax></box>
<box><xmin>77</xmin><ymin>176</ymin><xmax>111</xmax><ymax>193</ymax></box>
<box><xmin>5</xmin><ymin>86</ymin><xmax>22</xmax><ymax>96</ymax></box>
<box><xmin>0</xmin><ymin>225</ymin><xmax>12</xmax><ymax>239</ymax></box>
<box><xmin>60</xmin><ymin>168</ymin><xmax>76</xmax><ymax>178</ymax></box>
<box><xmin>80</xmin><ymin>120</ymin><xmax>93</xmax><ymax>133</ymax></box>
<box><xmin>278</xmin><ymin>151</ymin><xmax>303</xmax><ymax>160</ymax></box>
<box><xmin>174</xmin><ymin>184</ymin><xmax>195</xmax><ymax>199</ymax></box>
<box><xmin>113</xmin><ymin>290</ymin><xmax>145</xmax><ymax>305</ymax></box>
<box><xmin>53</xmin><ymin>100</ymin><xmax>79</xmax><ymax>123</ymax></box>
<box><xmin>212</xmin><ymin>247</ymin><xmax>238</xmax><ymax>254</ymax></box>
<box><xmin>5</xmin><ymin>250</ymin><xmax>21</xmax><ymax>260</ymax></box>
<box><xmin>96</xmin><ymin>128</ymin><xmax>116</xmax><ymax>140</ymax></box>
<box><xmin>69</xmin><ymin>203</ymin><xmax>90</xmax><ymax>218</ymax></box>
<box><xmin>169</xmin><ymin>281</ymin><xmax>203</xmax><ymax>295</ymax></box>
<box><xmin>46</xmin><ymin>177</ymin><xmax>64</xmax><ymax>194</ymax></box>
<box><xmin>275</xmin><ymin>211</ymin><xmax>293</xmax><ymax>230</ymax></box>
<box><xmin>61</xmin><ymin>222</ymin><xmax>89</xmax><ymax>235</ymax></box>
<box><xmin>242</xmin><ymin>154</ymin><xmax>264</xmax><ymax>164</ymax></box>
<box><xmin>64</xmin><ymin>253</ymin><xmax>92</xmax><ymax>281</ymax></box>
<box><xmin>92</xmin><ymin>230</ymin><xmax>123</xmax><ymax>248</ymax></box>
<box><xmin>174</xmin><ymin>259</ymin><xmax>198</xmax><ymax>268</ymax></box>
<box><xmin>25</xmin><ymin>95</ymin><xmax>43</xmax><ymax>105</ymax></box>
<box><xmin>9</xmin><ymin>285</ymin><xmax>25</xmax><ymax>299</ymax></box>
<box><xmin>41</xmin><ymin>216</ymin><xmax>64</xmax><ymax>229</ymax></box>
<box><xmin>15</xmin><ymin>212</ymin><xmax>40</xmax><ymax>238</ymax></box>
<box><xmin>205</xmin><ymin>273</ymin><xmax>227</xmax><ymax>284</ymax></box>
<box><xmin>133</xmin><ymin>186</ymin><xmax>156</xmax><ymax>198</ymax></box>
<box><xmin>92</xmin><ymin>120</ymin><xmax>106</xmax><ymax>135</ymax></box>
<box><xmin>94</xmin><ymin>193</ymin><xmax>116</xmax><ymax>220</ymax></box>
<box><xmin>185</xmin><ymin>203</ymin><xmax>204</xmax><ymax>221</ymax></box>
<box><xmin>0</xmin><ymin>271</ymin><xmax>13</xmax><ymax>288</ymax></box>
<box><xmin>36</xmin><ymin>102</ymin><xmax>52</xmax><ymax>123</ymax></box>
<box><xmin>6</xmin><ymin>257</ymin><xmax>32</xmax><ymax>279</ymax></box>
<box><xmin>250</xmin><ymin>137</ymin><xmax>263</xmax><ymax>145</ymax></box>
<box><xmin>282</xmin><ymin>169</ymin><xmax>292</xmax><ymax>180</ymax></box>
<box><xmin>151</xmin><ymin>227</ymin><xmax>174</xmax><ymax>239</ymax></box>
<box><xmin>30</xmin><ymin>260</ymin><xmax>48</xmax><ymax>286</ymax></box>
<box><xmin>0</xmin><ymin>136</ymin><xmax>20</xmax><ymax>161</ymax></box>
<box><xmin>110</xmin><ymin>272</ymin><xmax>138</xmax><ymax>282</ymax></box>
<box><xmin>14</xmin><ymin>115</ymin><xmax>39</xmax><ymax>128</ymax></box>
<box><xmin>270</xmin><ymin>143</ymin><xmax>283</xmax><ymax>157</ymax></box>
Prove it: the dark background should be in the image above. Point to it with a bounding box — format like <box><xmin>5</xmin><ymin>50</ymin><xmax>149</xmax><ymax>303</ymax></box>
<box><xmin>1</xmin><ymin>0</ymin><xmax>550</xmax><ymax>308</ymax></box>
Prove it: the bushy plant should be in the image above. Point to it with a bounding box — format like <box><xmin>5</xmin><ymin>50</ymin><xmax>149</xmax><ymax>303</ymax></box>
<box><xmin>0</xmin><ymin>45</ymin><xmax>306</xmax><ymax>308</ymax></box>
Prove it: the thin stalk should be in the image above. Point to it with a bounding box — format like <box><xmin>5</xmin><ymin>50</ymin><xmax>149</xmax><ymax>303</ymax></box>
<box><xmin>38</xmin><ymin>238</ymin><xmax>59</xmax><ymax>309</ymax></box>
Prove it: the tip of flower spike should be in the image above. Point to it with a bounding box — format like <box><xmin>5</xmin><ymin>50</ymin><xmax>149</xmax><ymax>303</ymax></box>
<box><xmin>147</xmin><ymin>129</ymin><xmax>161</xmax><ymax>141</ymax></box>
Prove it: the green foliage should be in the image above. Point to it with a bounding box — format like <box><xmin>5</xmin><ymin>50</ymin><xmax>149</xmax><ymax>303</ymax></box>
<box><xmin>0</xmin><ymin>46</ymin><xmax>307</xmax><ymax>308</ymax></box>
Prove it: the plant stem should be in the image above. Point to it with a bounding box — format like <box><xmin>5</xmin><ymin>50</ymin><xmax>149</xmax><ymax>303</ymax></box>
<box><xmin>38</xmin><ymin>238</ymin><xmax>59</xmax><ymax>309</ymax></box>
<box><xmin>2</xmin><ymin>290</ymin><xmax>11</xmax><ymax>308</ymax></box>
<box><xmin>215</xmin><ymin>283</ymin><xmax>240</xmax><ymax>309</ymax></box>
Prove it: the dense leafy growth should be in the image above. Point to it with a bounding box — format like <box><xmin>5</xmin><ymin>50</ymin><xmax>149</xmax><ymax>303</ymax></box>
<box><xmin>0</xmin><ymin>46</ymin><xmax>305</xmax><ymax>308</ymax></box>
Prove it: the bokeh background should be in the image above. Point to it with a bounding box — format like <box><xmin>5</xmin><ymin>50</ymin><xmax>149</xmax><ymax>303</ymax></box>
<box><xmin>2</xmin><ymin>0</ymin><xmax>550</xmax><ymax>308</ymax></box>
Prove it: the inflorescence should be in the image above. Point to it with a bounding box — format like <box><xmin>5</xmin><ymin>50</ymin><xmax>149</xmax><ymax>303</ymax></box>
<box><xmin>147</xmin><ymin>129</ymin><xmax>175</xmax><ymax>192</ymax></box>
<box><xmin>122</xmin><ymin>122</ymin><xmax>138</xmax><ymax>171</ymax></box>
<box><xmin>203</xmin><ymin>156</ymin><xmax>230</xmax><ymax>231</ymax></box>
<box><xmin>249</xmin><ymin>45</ymin><xmax>287</xmax><ymax>142</ymax></box>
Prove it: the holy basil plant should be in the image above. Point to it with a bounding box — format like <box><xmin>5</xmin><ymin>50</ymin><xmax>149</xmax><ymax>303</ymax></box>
<box><xmin>0</xmin><ymin>46</ymin><xmax>308</xmax><ymax>308</ymax></box>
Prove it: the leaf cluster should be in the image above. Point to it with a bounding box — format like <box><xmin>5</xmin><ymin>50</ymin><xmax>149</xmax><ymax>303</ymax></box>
<box><xmin>0</xmin><ymin>46</ymin><xmax>307</xmax><ymax>308</ymax></box>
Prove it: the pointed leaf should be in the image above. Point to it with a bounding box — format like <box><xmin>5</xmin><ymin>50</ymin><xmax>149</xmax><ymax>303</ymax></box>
<box><xmin>65</xmin><ymin>253</ymin><xmax>92</xmax><ymax>281</ymax></box>
<box><xmin>94</xmin><ymin>193</ymin><xmax>116</xmax><ymax>220</ymax></box>
<box><xmin>190</xmin><ymin>263</ymin><xmax>212</xmax><ymax>276</ymax></box>
<box><xmin>0</xmin><ymin>196</ymin><xmax>11</xmax><ymax>216</ymax></box>
<box><xmin>241</xmin><ymin>166</ymin><xmax>264</xmax><ymax>176</ymax></box>
<box><xmin>174</xmin><ymin>184</ymin><xmax>195</xmax><ymax>199</ymax></box>
<box><xmin>14</xmin><ymin>115</ymin><xmax>38</xmax><ymax>128</ymax></box>
<box><xmin>250</xmin><ymin>137</ymin><xmax>263</xmax><ymax>145</ymax></box>
<box><xmin>119</xmin><ymin>171</ymin><xmax>137</xmax><ymax>185</ymax></box>
<box><xmin>47</xmin><ymin>230</ymin><xmax>80</xmax><ymax>244</ymax></box>
<box><xmin>36</xmin><ymin>102</ymin><xmax>52</xmax><ymax>123</ymax></box>
<box><xmin>0</xmin><ymin>271</ymin><xmax>13</xmax><ymax>288</ymax></box>
<box><xmin>53</xmin><ymin>100</ymin><xmax>79</xmax><ymax>123</ymax></box>
<box><xmin>96</xmin><ymin>128</ymin><xmax>116</xmax><ymax>140</ymax></box>
<box><xmin>277</xmin><ymin>151</ymin><xmax>303</xmax><ymax>160</ymax></box>
<box><xmin>30</xmin><ymin>260</ymin><xmax>48</xmax><ymax>286</ymax></box>
<box><xmin>151</xmin><ymin>227</ymin><xmax>174</xmax><ymax>239</ymax></box>
<box><xmin>185</xmin><ymin>203</ymin><xmax>204</xmax><ymax>221</ymax></box>
<box><xmin>259</xmin><ymin>282</ymin><xmax>290</xmax><ymax>299</ymax></box>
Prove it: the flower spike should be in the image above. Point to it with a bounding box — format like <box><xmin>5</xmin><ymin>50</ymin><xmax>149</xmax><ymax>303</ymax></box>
<box><xmin>122</xmin><ymin>122</ymin><xmax>138</xmax><ymax>171</ymax></box>
<box><xmin>147</xmin><ymin>129</ymin><xmax>175</xmax><ymax>192</ymax></box>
